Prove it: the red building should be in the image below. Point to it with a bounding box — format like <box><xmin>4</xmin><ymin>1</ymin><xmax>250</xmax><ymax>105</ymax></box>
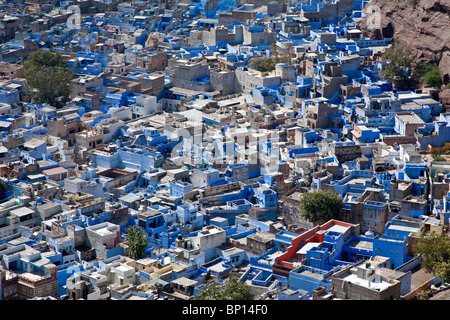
<box><xmin>273</xmin><ymin>220</ymin><xmax>360</xmax><ymax>277</ymax></box>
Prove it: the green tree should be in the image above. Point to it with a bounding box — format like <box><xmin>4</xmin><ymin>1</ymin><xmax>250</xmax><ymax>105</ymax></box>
<box><xmin>125</xmin><ymin>225</ymin><xmax>148</xmax><ymax>260</ymax></box>
<box><xmin>195</xmin><ymin>276</ymin><xmax>253</xmax><ymax>300</ymax></box>
<box><xmin>23</xmin><ymin>50</ymin><xmax>75</xmax><ymax>108</ymax></box>
<box><xmin>252</xmin><ymin>43</ymin><xmax>293</xmax><ymax>72</ymax></box>
<box><xmin>300</xmin><ymin>190</ymin><xmax>343</xmax><ymax>224</ymax></box>
<box><xmin>414</xmin><ymin>62</ymin><xmax>442</xmax><ymax>88</ymax></box>
<box><xmin>432</xmin><ymin>154</ymin><xmax>446</xmax><ymax>162</ymax></box>
<box><xmin>413</xmin><ymin>233</ymin><xmax>450</xmax><ymax>282</ymax></box>
<box><xmin>381</xmin><ymin>45</ymin><xmax>414</xmax><ymax>90</ymax></box>
<box><xmin>252</xmin><ymin>56</ymin><xmax>276</xmax><ymax>72</ymax></box>
<box><xmin>423</xmin><ymin>65</ymin><xmax>442</xmax><ymax>88</ymax></box>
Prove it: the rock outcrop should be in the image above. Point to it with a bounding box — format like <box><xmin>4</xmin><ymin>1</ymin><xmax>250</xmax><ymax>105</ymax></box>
<box><xmin>439</xmin><ymin>89</ymin><xmax>450</xmax><ymax>108</ymax></box>
<box><xmin>358</xmin><ymin>0</ymin><xmax>450</xmax><ymax>106</ymax></box>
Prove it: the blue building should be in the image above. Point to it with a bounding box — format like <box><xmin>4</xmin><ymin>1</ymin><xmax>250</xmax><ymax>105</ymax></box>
<box><xmin>253</xmin><ymin>87</ymin><xmax>278</xmax><ymax>106</ymax></box>
<box><xmin>418</xmin><ymin>121</ymin><xmax>450</xmax><ymax>152</ymax></box>
<box><xmin>67</xmin><ymin>52</ymin><xmax>104</xmax><ymax>75</ymax></box>
<box><xmin>21</xmin><ymin>138</ymin><xmax>47</xmax><ymax>162</ymax></box>
<box><xmin>34</xmin><ymin>106</ymin><xmax>57</xmax><ymax>124</ymax></box>
<box><xmin>342</xmin><ymin>215</ymin><xmax>417</xmax><ymax>269</ymax></box>
<box><xmin>0</xmin><ymin>86</ymin><xmax>19</xmax><ymax>105</ymax></box>
<box><xmin>191</xmin><ymin>168</ymin><xmax>225</xmax><ymax>188</ymax></box>
<box><xmin>351</xmin><ymin>124</ymin><xmax>380</xmax><ymax>143</ymax></box>
<box><xmin>104</xmin><ymin>90</ymin><xmax>133</xmax><ymax>109</ymax></box>
<box><xmin>160</xmin><ymin>225</ymin><xmax>182</xmax><ymax>248</ymax></box>
<box><xmin>135</xmin><ymin>210</ymin><xmax>167</xmax><ymax>248</ymax></box>
<box><xmin>253</xmin><ymin>184</ymin><xmax>277</xmax><ymax>209</ymax></box>
<box><xmin>288</xmin><ymin>265</ymin><xmax>337</xmax><ymax>294</ymax></box>
<box><xmin>239</xmin><ymin>266</ymin><xmax>288</xmax><ymax>296</ymax></box>
<box><xmin>402</xmin><ymin>161</ymin><xmax>427</xmax><ymax>180</ymax></box>
<box><xmin>117</xmin><ymin>146</ymin><xmax>164</xmax><ymax>170</ymax></box>
<box><xmin>176</xmin><ymin>203</ymin><xmax>204</xmax><ymax>230</ymax></box>
<box><xmin>331</xmin><ymin>170</ymin><xmax>378</xmax><ymax>198</ymax></box>
<box><xmin>169</xmin><ymin>181</ymin><xmax>194</xmax><ymax>198</ymax></box>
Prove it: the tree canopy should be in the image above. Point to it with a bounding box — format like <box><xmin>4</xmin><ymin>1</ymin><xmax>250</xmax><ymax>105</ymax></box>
<box><xmin>125</xmin><ymin>225</ymin><xmax>148</xmax><ymax>260</ymax></box>
<box><xmin>381</xmin><ymin>45</ymin><xmax>414</xmax><ymax>90</ymax></box>
<box><xmin>414</xmin><ymin>62</ymin><xmax>442</xmax><ymax>88</ymax></box>
<box><xmin>23</xmin><ymin>50</ymin><xmax>75</xmax><ymax>108</ymax></box>
<box><xmin>252</xmin><ymin>43</ymin><xmax>293</xmax><ymax>72</ymax></box>
<box><xmin>300</xmin><ymin>190</ymin><xmax>343</xmax><ymax>224</ymax></box>
<box><xmin>413</xmin><ymin>233</ymin><xmax>450</xmax><ymax>282</ymax></box>
<box><xmin>195</xmin><ymin>276</ymin><xmax>253</xmax><ymax>300</ymax></box>
<box><xmin>381</xmin><ymin>46</ymin><xmax>412</xmax><ymax>89</ymax></box>
<box><xmin>381</xmin><ymin>46</ymin><xmax>443</xmax><ymax>90</ymax></box>
<box><xmin>432</xmin><ymin>154</ymin><xmax>447</xmax><ymax>162</ymax></box>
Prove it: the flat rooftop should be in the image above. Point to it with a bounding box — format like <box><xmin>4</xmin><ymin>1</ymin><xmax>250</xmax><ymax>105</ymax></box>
<box><xmin>20</xmin><ymin>272</ymin><xmax>45</xmax><ymax>281</ymax></box>
<box><xmin>297</xmin><ymin>242</ymin><xmax>321</xmax><ymax>255</ymax></box>
<box><xmin>341</xmin><ymin>272</ymin><xmax>392</xmax><ymax>291</ymax></box>
<box><xmin>386</xmin><ymin>224</ymin><xmax>420</xmax><ymax>234</ymax></box>
<box><xmin>325</xmin><ymin>224</ymin><xmax>352</xmax><ymax>235</ymax></box>
<box><xmin>6</xmin><ymin>236</ymin><xmax>31</xmax><ymax>245</ymax></box>
<box><xmin>207</xmin><ymin>262</ymin><xmax>229</xmax><ymax>274</ymax></box>
<box><xmin>346</xmin><ymin>177</ymin><xmax>372</xmax><ymax>185</ymax></box>
<box><xmin>296</xmin><ymin>269</ymin><xmax>324</xmax><ymax>280</ymax></box>
<box><xmin>397</xmin><ymin>114</ymin><xmax>425</xmax><ymax>124</ymax></box>
<box><xmin>124</xmin><ymin>295</ymin><xmax>148</xmax><ymax>301</ymax></box>
<box><xmin>95</xmin><ymin>227</ymin><xmax>115</xmax><ymax>236</ymax></box>
<box><xmin>346</xmin><ymin>238</ymin><xmax>373</xmax><ymax>251</ymax></box>
<box><xmin>171</xmin><ymin>277</ymin><xmax>197</xmax><ymax>287</ymax></box>
<box><xmin>10</xmin><ymin>207</ymin><xmax>35</xmax><ymax>217</ymax></box>
<box><xmin>199</xmin><ymin>225</ymin><xmax>224</xmax><ymax>236</ymax></box>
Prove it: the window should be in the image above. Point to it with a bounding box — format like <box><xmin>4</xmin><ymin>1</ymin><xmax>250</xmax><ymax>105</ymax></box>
<box><xmin>37</xmin><ymin>287</ymin><xmax>45</xmax><ymax>296</ymax></box>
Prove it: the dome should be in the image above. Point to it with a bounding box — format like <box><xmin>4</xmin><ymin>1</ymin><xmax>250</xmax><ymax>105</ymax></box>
<box><xmin>365</xmin><ymin>229</ymin><xmax>375</xmax><ymax>238</ymax></box>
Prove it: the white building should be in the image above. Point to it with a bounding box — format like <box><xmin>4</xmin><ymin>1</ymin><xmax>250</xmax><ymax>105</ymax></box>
<box><xmin>173</xmin><ymin>225</ymin><xmax>226</xmax><ymax>265</ymax></box>
<box><xmin>111</xmin><ymin>264</ymin><xmax>135</xmax><ymax>285</ymax></box>
<box><xmin>132</xmin><ymin>94</ymin><xmax>161</xmax><ymax>119</ymax></box>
